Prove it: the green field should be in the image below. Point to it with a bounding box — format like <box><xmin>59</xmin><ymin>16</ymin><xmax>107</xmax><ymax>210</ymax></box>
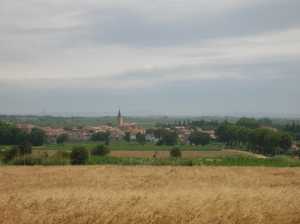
<box><xmin>33</xmin><ymin>141</ymin><xmax>225</xmax><ymax>152</ymax></box>
<box><xmin>6</xmin><ymin>154</ymin><xmax>300</xmax><ymax>167</ymax></box>
<box><xmin>1</xmin><ymin>141</ymin><xmax>300</xmax><ymax>167</ymax></box>
<box><xmin>88</xmin><ymin>155</ymin><xmax>300</xmax><ymax>167</ymax></box>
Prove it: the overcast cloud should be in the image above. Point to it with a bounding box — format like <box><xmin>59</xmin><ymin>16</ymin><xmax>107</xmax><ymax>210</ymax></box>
<box><xmin>0</xmin><ymin>0</ymin><xmax>299</xmax><ymax>116</ymax></box>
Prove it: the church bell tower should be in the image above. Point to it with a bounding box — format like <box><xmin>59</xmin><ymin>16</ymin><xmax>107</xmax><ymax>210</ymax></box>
<box><xmin>117</xmin><ymin>109</ymin><xmax>124</xmax><ymax>127</ymax></box>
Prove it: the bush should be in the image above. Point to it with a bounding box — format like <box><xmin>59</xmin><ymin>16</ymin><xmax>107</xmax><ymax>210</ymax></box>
<box><xmin>70</xmin><ymin>146</ymin><xmax>89</xmax><ymax>165</ymax></box>
<box><xmin>2</xmin><ymin>146</ymin><xmax>19</xmax><ymax>163</ymax></box>
<box><xmin>91</xmin><ymin>145</ymin><xmax>110</xmax><ymax>156</ymax></box>
<box><xmin>18</xmin><ymin>141</ymin><xmax>32</xmax><ymax>155</ymax></box>
<box><xmin>170</xmin><ymin>147</ymin><xmax>182</xmax><ymax>158</ymax></box>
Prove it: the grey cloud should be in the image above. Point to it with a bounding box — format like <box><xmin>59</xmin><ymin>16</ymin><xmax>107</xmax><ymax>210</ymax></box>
<box><xmin>114</xmin><ymin>56</ymin><xmax>300</xmax><ymax>83</ymax></box>
<box><xmin>0</xmin><ymin>0</ymin><xmax>300</xmax><ymax>116</ymax></box>
<box><xmin>2</xmin><ymin>0</ymin><xmax>299</xmax><ymax>49</ymax></box>
<box><xmin>85</xmin><ymin>0</ymin><xmax>300</xmax><ymax>46</ymax></box>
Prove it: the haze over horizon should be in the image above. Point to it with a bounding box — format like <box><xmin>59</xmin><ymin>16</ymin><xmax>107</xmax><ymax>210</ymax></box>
<box><xmin>1</xmin><ymin>0</ymin><xmax>300</xmax><ymax>116</ymax></box>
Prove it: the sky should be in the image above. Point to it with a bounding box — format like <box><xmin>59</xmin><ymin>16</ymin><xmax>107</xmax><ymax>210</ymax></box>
<box><xmin>0</xmin><ymin>0</ymin><xmax>300</xmax><ymax>117</ymax></box>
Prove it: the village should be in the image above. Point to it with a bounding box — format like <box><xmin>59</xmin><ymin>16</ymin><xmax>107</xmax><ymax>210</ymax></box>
<box><xmin>15</xmin><ymin>110</ymin><xmax>216</xmax><ymax>145</ymax></box>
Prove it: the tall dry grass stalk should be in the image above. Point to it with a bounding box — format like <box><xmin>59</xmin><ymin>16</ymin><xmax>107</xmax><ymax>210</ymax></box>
<box><xmin>0</xmin><ymin>166</ymin><xmax>300</xmax><ymax>224</ymax></box>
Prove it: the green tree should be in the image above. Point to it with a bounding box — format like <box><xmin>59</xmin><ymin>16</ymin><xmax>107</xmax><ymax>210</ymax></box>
<box><xmin>70</xmin><ymin>146</ymin><xmax>89</xmax><ymax>165</ymax></box>
<box><xmin>18</xmin><ymin>141</ymin><xmax>32</xmax><ymax>155</ymax></box>
<box><xmin>237</xmin><ymin>117</ymin><xmax>259</xmax><ymax>129</ymax></box>
<box><xmin>216</xmin><ymin>123</ymin><xmax>238</xmax><ymax>146</ymax></box>
<box><xmin>30</xmin><ymin>128</ymin><xmax>46</xmax><ymax>146</ymax></box>
<box><xmin>91</xmin><ymin>132</ymin><xmax>110</xmax><ymax>143</ymax></box>
<box><xmin>124</xmin><ymin>132</ymin><xmax>131</xmax><ymax>142</ymax></box>
<box><xmin>279</xmin><ymin>133</ymin><xmax>293</xmax><ymax>151</ymax></box>
<box><xmin>91</xmin><ymin>145</ymin><xmax>110</xmax><ymax>156</ymax></box>
<box><xmin>189</xmin><ymin>131</ymin><xmax>210</xmax><ymax>145</ymax></box>
<box><xmin>0</xmin><ymin>122</ymin><xmax>29</xmax><ymax>145</ymax></box>
<box><xmin>257</xmin><ymin>118</ymin><xmax>273</xmax><ymax>127</ymax></box>
<box><xmin>56</xmin><ymin>133</ymin><xmax>69</xmax><ymax>144</ymax></box>
<box><xmin>157</xmin><ymin>130</ymin><xmax>178</xmax><ymax>146</ymax></box>
<box><xmin>136</xmin><ymin>133</ymin><xmax>146</xmax><ymax>145</ymax></box>
<box><xmin>169</xmin><ymin>147</ymin><xmax>181</xmax><ymax>158</ymax></box>
<box><xmin>249</xmin><ymin>128</ymin><xmax>280</xmax><ymax>155</ymax></box>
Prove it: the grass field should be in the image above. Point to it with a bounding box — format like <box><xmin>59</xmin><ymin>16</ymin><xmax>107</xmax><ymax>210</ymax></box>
<box><xmin>33</xmin><ymin>141</ymin><xmax>225</xmax><ymax>151</ymax></box>
<box><xmin>0</xmin><ymin>166</ymin><xmax>300</xmax><ymax>224</ymax></box>
<box><xmin>31</xmin><ymin>148</ymin><xmax>262</xmax><ymax>159</ymax></box>
<box><xmin>2</xmin><ymin>142</ymin><xmax>300</xmax><ymax>167</ymax></box>
<box><xmin>109</xmin><ymin>149</ymin><xmax>265</xmax><ymax>159</ymax></box>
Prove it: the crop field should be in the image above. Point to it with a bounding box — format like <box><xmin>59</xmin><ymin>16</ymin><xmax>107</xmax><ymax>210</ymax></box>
<box><xmin>1</xmin><ymin>166</ymin><xmax>300</xmax><ymax>224</ymax></box>
<box><xmin>31</xmin><ymin>149</ymin><xmax>261</xmax><ymax>159</ymax></box>
<box><xmin>109</xmin><ymin>149</ymin><xmax>264</xmax><ymax>159</ymax></box>
<box><xmin>33</xmin><ymin>142</ymin><xmax>225</xmax><ymax>152</ymax></box>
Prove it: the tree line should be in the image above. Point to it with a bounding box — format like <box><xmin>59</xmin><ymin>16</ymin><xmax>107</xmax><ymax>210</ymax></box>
<box><xmin>0</xmin><ymin>121</ymin><xmax>46</xmax><ymax>146</ymax></box>
<box><xmin>284</xmin><ymin>122</ymin><xmax>300</xmax><ymax>140</ymax></box>
<box><xmin>216</xmin><ymin>122</ymin><xmax>292</xmax><ymax>156</ymax></box>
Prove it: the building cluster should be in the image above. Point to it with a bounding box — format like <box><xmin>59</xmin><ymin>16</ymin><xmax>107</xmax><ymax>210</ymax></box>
<box><xmin>16</xmin><ymin>110</ymin><xmax>145</xmax><ymax>143</ymax></box>
<box><xmin>173</xmin><ymin>126</ymin><xmax>216</xmax><ymax>144</ymax></box>
<box><xmin>16</xmin><ymin>110</ymin><xmax>218</xmax><ymax>145</ymax></box>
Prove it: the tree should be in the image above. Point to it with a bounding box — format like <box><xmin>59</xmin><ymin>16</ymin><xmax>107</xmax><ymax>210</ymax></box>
<box><xmin>30</xmin><ymin>128</ymin><xmax>46</xmax><ymax>146</ymax></box>
<box><xmin>279</xmin><ymin>133</ymin><xmax>293</xmax><ymax>151</ymax></box>
<box><xmin>70</xmin><ymin>146</ymin><xmax>89</xmax><ymax>165</ymax></box>
<box><xmin>0</xmin><ymin>121</ymin><xmax>29</xmax><ymax>145</ymax></box>
<box><xmin>105</xmin><ymin>135</ymin><xmax>110</xmax><ymax>146</ymax></box>
<box><xmin>18</xmin><ymin>141</ymin><xmax>32</xmax><ymax>155</ymax></box>
<box><xmin>189</xmin><ymin>131</ymin><xmax>210</xmax><ymax>145</ymax></box>
<box><xmin>169</xmin><ymin>147</ymin><xmax>181</xmax><ymax>158</ymax></box>
<box><xmin>217</xmin><ymin>121</ymin><xmax>293</xmax><ymax>156</ymax></box>
<box><xmin>14</xmin><ymin>130</ymin><xmax>30</xmax><ymax>145</ymax></box>
<box><xmin>157</xmin><ymin>130</ymin><xmax>178</xmax><ymax>146</ymax></box>
<box><xmin>237</xmin><ymin>117</ymin><xmax>259</xmax><ymax>129</ymax></box>
<box><xmin>56</xmin><ymin>133</ymin><xmax>69</xmax><ymax>144</ymax></box>
<box><xmin>124</xmin><ymin>132</ymin><xmax>131</xmax><ymax>142</ymax></box>
<box><xmin>258</xmin><ymin>118</ymin><xmax>273</xmax><ymax>127</ymax></box>
<box><xmin>91</xmin><ymin>131</ymin><xmax>110</xmax><ymax>143</ymax></box>
<box><xmin>216</xmin><ymin>123</ymin><xmax>237</xmax><ymax>146</ymax></box>
<box><xmin>136</xmin><ymin>133</ymin><xmax>146</xmax><ymax>145</ymax></box>
<box><xmin>91</xmin><ymin>145</ymin><xmax>110</xmax><ymax>156</ymax></box>
<box><xmin>249</xmin><ymin>128</ymin><xmax>281</xmax><ymax>155</ymax></box>
<box><xmin>56</xmin><ymin>133</ymin><xmax>68</xmax><ymax>144</ymax></box>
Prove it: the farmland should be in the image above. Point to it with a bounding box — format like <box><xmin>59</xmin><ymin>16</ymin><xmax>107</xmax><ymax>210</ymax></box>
<box><xmin>2</xmin><ymin>142</ymin><xmax>299</xmax><ymax>167</ymax></box>
<box><xmin>33</xmin><ymin>141</ymin><xmax>225</xmax><ymax>151</ymax></box>
<box><xmin>1</xmin><ymin>166</ymin><xmax>300</xmax><ymax>224</ymax></box>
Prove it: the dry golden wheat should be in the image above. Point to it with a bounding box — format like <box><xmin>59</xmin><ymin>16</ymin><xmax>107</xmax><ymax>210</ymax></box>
<box><xmin>0</xmin><ymin>166</ymin><xmax>300</xmax><ymax>224</ymax></box>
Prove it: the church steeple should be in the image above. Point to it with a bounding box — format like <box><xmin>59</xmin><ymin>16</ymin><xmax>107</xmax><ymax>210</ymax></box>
<box><xmin>117</xmin><ymin>109</ymin><xmax>124</xmax><ymax>127</ymax></box>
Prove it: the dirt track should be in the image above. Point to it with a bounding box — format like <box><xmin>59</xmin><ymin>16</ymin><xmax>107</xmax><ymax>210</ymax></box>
<box><xmin>0</xmin><ymin>166</ymin><xmax>300</xmax><ymax>224</ymax></box>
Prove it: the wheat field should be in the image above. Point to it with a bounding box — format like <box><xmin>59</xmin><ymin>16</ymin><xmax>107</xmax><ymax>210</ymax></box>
<box><xmin>0</xmin><ymin>166</ymin><xmax>300</xmax><ymax>224</ymax></box>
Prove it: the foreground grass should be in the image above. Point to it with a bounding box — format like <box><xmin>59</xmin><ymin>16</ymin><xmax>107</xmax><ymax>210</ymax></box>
<box><xmin>1</xmin><ymin>166</ymin><xmax>300</xmax><ymax>224</ymax></box>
